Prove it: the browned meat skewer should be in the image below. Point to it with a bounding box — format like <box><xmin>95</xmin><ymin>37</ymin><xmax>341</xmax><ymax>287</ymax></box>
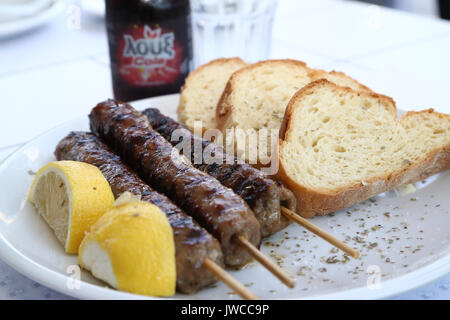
<box><xmin>89</xmin><ymin>100</ymin><xmax>261</xmax><ymax>268</ymax></box>
<box><xmin>142</xmin><ymin>108</ymin><xmax>297</xmax><ymax>237</ymax></box>
<box><xmin>55</xmin><ymin>131</ymin><xmax>224</xmax><ymax>294</ymax></box>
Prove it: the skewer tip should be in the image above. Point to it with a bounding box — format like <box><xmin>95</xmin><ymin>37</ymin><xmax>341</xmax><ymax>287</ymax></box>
<box><xmin>236</xmin><ymin>235</ymin><xmax>296</xmax><ymax>289</ymax></box>
<box><xmin>281</xmin><ymin>206</ymin><xmax>360</xmax><ymax>259</ymax></box>
<box><xmin>203</xmin><ymin>258</ymin><xmax>260</xmax><ymax>300</ymax></box>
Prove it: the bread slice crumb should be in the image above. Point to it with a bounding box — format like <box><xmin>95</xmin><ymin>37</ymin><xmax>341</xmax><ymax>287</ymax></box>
<box><xmin>216</xmin><ymin>59</ymin><xmax>372</xmax><ymax>162</ymax></box>
<box><xmin>177</xmin><ymin>57</ymin><xmax>247</xmax><ymax>131</ymax></box>
<box><xmin>277</xmin><ymin>79</ymin><xmax>450</xmax><ymax>217</ymax></box>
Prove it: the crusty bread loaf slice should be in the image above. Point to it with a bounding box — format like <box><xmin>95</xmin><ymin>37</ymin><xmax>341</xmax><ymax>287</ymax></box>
<box><xmin>216</xmin><ymin>59</ymin><xmax>371</xmax><ymax>161</ymax></box>
<box><xmin>177</xmin><ymin>57</ymin><xmax>247</xmax><ymax>131</ymax></box>
<box><xmin>278</xmin><ymin>79</ymin><xmax>450</xmax><ymax>217</ymax></box>
<box><xmin>309</xmin><ymin>69</ymin><xmax>373</xmax><ymax>93</ymax></box>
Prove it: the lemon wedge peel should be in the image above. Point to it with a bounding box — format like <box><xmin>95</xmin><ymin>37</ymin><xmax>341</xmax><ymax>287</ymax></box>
<box><xmin>79</xmin><ymin>201</ymin><xmax>176</xmax><ymax>297</ymax></box>
<box><xmin>28</xmin><ymin>161</ymin><xmax>115</xmax><ymax>254</ymax></box>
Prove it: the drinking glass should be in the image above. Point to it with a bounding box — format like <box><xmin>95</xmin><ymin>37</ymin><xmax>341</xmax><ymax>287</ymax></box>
<box><xmin>190</xmin><ymin>0</ymin><xmax>278</xmax><ymax>68</ymax></box>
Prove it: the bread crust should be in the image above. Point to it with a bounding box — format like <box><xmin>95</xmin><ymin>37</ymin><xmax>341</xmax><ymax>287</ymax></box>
<box><xmin>279</xmin><ymin>79</ymin><xmax>395</xmax><ymax>141</ymax></box>
<box><xmin>216</xmin><ymin>59</ymin><xmax>309</xmax><ymax>132</ymax></box>
<box><xmin>216</xmin><ymin>59</ymin><xmax>373</xmax><ymax>133</ymax></box>
<box><xmin>277</xmin><ymin>80</ymin><xmax>450</xmax><ymax>217</ymax></box>
<box><xmin>179</xmin><ymin>57</ymin><xmax>246</xmax><ymax>95</ymax></box>
<box><xmin>327</xmin><ymin>71</ymin><xmax>373</xmax><ymax>93</ymax></box>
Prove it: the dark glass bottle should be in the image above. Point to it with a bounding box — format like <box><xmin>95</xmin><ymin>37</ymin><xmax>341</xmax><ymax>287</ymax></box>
<box><xmin>105</xmin><ymin>0</ymin><xmax>192</xmax><ymax>101</ymax></box>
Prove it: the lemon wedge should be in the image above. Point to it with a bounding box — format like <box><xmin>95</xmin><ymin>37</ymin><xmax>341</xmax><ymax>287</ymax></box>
<box><xmin>28</xmin><ymin>161</ymin><xmax>115</xmax><ymax>254</ymax></box>
<box><xmin>78</xmin><ymin>197</ymin><xmax>176</xmax><ymax>297</ymax></box>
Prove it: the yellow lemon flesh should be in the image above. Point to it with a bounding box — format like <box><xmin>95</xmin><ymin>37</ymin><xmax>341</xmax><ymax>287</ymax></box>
<box><xmin>78</xmin><ymin>200</ymin><xmax>176</xmax><ymax>297</ymax></box>
<box><xmin>28</xmin><ymin>161</ymin><xmax>115</xmax><ymax>254</ymax></box>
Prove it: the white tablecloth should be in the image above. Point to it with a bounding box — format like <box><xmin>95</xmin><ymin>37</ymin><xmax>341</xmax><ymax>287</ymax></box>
<box><xmin>0</xmin><ymin>0</ymin><xmax>449</xmax><ymax>299</ymax></box>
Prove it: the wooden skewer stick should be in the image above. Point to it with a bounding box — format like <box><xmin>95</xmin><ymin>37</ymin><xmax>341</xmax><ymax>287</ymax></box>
<box><xmin>281</xmin><ymin>206</ymin><xmax>360</xmax><ymax>259</ymax></box>
<box><xmin>236</xmin><ymin>235</ymin><xmax>296</xmax><ymax>288</ymax></box>
<box><xmin>203</xmin><ymin>257</ymin><xmax>260</xmax><ymax>300</ymax></box>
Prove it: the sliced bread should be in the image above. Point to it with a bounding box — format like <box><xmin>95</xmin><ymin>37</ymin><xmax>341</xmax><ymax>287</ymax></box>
<box><xmin>278</xmin><ymin>79</ymin><xmax>450</xmax><ymax>217</ymax></box>
<box><xmin>177</xmin><ymin>57</ymin><xmax>247</xmax><ymax>131</ymax></box>
<box><xmin>216</xmin><ymin>59</ymin><xmax>372</xmax><ymax>161</ymax></box>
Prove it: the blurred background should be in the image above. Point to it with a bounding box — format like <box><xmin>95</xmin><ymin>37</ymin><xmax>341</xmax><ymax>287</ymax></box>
<box><xmin>353</xmin><ymin>0</ymin><xmax>447</xmax><ymax>19</ymax></box>
<box><xmin>78</xmin><ymin>0</ymin><xmax>450</xmax><ymax>20</ymax></box>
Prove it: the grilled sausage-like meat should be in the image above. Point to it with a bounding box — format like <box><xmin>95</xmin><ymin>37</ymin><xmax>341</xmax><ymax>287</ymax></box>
<box><xmin>142</xmin><ymin>108</ymin><xmax>297</xmax><ymax>237</ymax></box>
<box><xmin>55</xmin><ymin>131</ymin><xmax>223</xmax><ymax>293</ymax></box>
<box><xmin>89</xmin><ymin>100</ymin><xmax>261</xmax><ymax>268</ymax></box>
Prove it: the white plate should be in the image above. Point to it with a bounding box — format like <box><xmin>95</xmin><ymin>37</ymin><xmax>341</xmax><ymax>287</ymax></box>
<box><xmin>0</xmin><ymin>0</ymin><xmax>63</xmax><ymax>38</ymax></box>
<box><xmin>80</xmin><ymin>0</ymin><xmax>104</xmax><ymax>18</ymax></box>
<box><xmin>0</xmin><ymin>94</ymin><xmax>449</xmax><ymax>300</ymax></box>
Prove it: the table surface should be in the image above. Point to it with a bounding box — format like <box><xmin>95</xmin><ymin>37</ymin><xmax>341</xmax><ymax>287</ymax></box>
<box><xmin>0</xmin><ymin>0</ymin><xmax>449</xmax><ymax>300</ymax></box>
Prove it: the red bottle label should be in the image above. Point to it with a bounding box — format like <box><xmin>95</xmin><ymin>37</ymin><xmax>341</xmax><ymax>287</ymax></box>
<box><xmin>117</xmin><ymin>24</ymin><xmax>186</xmax><ymax>87</ymax></box>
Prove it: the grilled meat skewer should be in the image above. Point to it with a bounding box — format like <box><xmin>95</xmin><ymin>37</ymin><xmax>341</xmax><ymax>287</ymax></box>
<box><xmin>143</xmin><ymin>110</ymin><xmax>361</xmax><ymax>260</ymax></box>
<box><xmin>55</xmin><ymin>131</ymin><xmax>223</xmax><ymax>293</ymax></box>
<box><xmin>142</xmin><ymin>108</ymin><xmax>297</xmax><ymax>237</ymax></box>
<box><xmin>89</xmin><ymin>100</ymin><xmax>261</xmax><ymax>268</ymax></box>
